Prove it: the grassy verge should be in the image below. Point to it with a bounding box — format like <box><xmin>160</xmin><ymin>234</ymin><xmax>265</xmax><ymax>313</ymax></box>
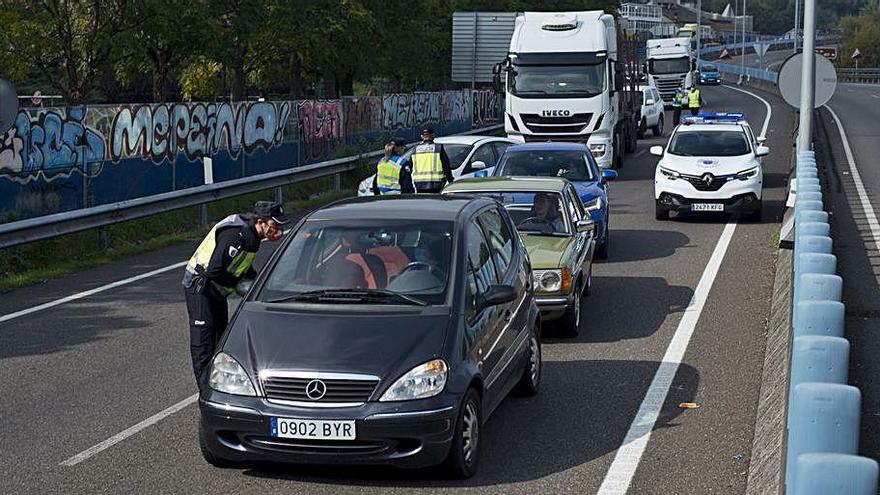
<box><xmin>0</xmin><ymin>166</ymin><xmax>370</xmax><ymax>292</ymax></box>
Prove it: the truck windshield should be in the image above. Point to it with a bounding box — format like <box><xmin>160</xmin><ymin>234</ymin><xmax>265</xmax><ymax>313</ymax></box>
<box><xmin>649</xmin><ymin>57</ymin><xmax>691</xmax><ymax>75</ymax></box>
<box><xmin>510</xmin><ymin>63</ymin><xmax>605</xmax><ymax>98</ymax></box>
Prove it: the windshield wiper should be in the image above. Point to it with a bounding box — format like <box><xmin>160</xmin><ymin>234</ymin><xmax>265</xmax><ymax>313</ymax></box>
<box><xmin>267</xmin><ymin>289</ymin><xmax>428</xmax><ymax>306</ymax></box>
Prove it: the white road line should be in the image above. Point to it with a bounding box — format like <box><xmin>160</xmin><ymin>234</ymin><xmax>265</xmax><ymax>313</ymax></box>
<box><xmin>0</xmin><ymin>261</ymin><xmax>187</xmax><ymax>324</ymax></box>
<box><xmin>60</xmin><ymin>393</ymin><xmax>198</xmax><ymax>466</ymax></box>
<box><xmin>721</xmin><ymin>85</ymin><xmax>773</xmax><ymax>138</ymax></box>
<box><xmin>824</xmin><ymin>104</ymin><xmax>880</xmax><ymax>251</ymax></box>
<box><xmin>597</xmin><ymin>221</ymin><xmax>738</xmax><ymax>494</ymax></box>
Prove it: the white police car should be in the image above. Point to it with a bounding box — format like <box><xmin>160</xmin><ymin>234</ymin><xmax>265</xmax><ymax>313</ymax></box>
<box><xmin>651</xmin><ymin>113</ymin><xmax>769</xmax><ymax>221</ymax></box>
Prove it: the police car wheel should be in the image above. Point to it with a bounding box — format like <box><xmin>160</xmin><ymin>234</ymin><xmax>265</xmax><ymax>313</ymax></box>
<box><xmin>655</xmin><ymin>202</ymin><xmax>670</xmax><ymax>221</ymax></box>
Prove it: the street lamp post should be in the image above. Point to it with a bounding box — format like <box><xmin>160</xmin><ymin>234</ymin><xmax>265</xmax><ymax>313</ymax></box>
<box><xmin>696</xmin><ymin>0</ymin><xmax>702</xmax><ymax>69</ymax></box>
<box><xmin>797</xmin><ymin>0</ymin><xmax>817</xmax><ymax>151</ymax></box>
<box><xmin>740</xmin><ymin>0</ymin><xmax>747</xmax><ymax>79</ymax></box>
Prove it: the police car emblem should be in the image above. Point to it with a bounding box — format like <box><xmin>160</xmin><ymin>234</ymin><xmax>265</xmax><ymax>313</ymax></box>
<box><xmin>702</xmin><ymin>173</ymin><xmax>714</xmax><ymax>185</ymax></box>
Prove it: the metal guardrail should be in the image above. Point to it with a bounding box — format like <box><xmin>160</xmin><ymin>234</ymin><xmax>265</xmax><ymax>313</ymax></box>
<box><xmin>0</xmin><ymin>124</ymin><xmax>504</xmax><ymax>249</ymax></box>
<box><xmin>837</xmin><ymin>68</ymin><xmax>880</xmax><ymax>85</ymax></box>
<box><xmin>785</xmin><ymin>150</ymin><xmax>879</xmax><ymax>494</ymax></box>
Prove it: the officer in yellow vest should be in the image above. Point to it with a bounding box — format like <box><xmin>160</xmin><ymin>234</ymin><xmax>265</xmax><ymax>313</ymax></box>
<box><xmin>688</xmin><ymin>85</ymin><xmax>703</xmax><ymax>115</ymax></box>
<box><xmin>410</xmin><ymin>126</ymin><xmax>454</xmax><ymax>193</ymax></box>
<box><xmin>672</xmin><ymin>87</ymin><xmax>685</xmax><ymax>126</ymax></box>
<box><xmin>182</xmin><ymin>201</ymin><xmax>288</xmax><ymax>390</ymax></box>
<box><xmin>371</xmin><ymin>137</ymin><xmax>414</xmax><ymax>195</ymax></box>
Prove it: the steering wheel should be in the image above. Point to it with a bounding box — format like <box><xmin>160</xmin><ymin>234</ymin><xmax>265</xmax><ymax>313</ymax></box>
<box><xmin>397</xmin><ymin>261</ymin><xmax>439</xmax><ymax>277</ymax></box>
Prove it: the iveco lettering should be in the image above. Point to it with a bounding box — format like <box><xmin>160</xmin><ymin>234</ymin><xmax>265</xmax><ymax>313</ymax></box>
<box><xmin>198</xmin><ymin>196</ymin><xmax>541</xmax><ymax>478</ymax></box>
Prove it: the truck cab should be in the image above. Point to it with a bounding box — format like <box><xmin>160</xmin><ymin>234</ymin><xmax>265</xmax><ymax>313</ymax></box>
<box><xmin>494</xmin><ymin>11</ymin><xmax>631</xmax><ymax>170</ymax></box>
<box><xmin>645</xmin><ymin>37</ymin><xmax>694</xmax><ymax>107</ymax></box>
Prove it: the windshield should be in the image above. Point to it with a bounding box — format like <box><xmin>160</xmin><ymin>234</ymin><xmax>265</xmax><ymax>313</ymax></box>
<box><xmin>510</xmin><ymin>63</ymin><xmax>606</xmax><ymax>98</ymax></box>
<box><xmin>478</xmin><ymin>191</ymin><xmax>569</xmax><ymax>236</ymax></box>
<box><xmin>403</xmin><ymin>144</ymin><xmax>471</xmax><ymax>171</ymax></box>
<box><xmin>668</xmin><ymin>130</ymin><xmax>752</xmax><ymax>157</ymax></box>
<box><xmin>701</xmin><ymin>64</ymin><xmax>718</xmax><ymax>72</ymax></box>
<box><xmin>648</xmin><ymin>57</ymin><xmax>691</xmax><ymax>75</ymax></box>
<box><xmin>260</xmin><ymin>220</ymin><xmax>454</xmax><ymax>305</ymax></box>
<box><xmin>495</xmin><ymin>150</ymin><xmax>595</xmax><ymax>181</ymax></box>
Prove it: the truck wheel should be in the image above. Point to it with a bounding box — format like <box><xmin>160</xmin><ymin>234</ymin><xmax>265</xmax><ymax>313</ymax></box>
<box><xmin>613</xmin><ymin>135</ymin><xmax>623</xmax><ymax>169</ymax></box>
<box><xmin>625</xmin><ymin>120</ymin><xmax>637</xmax><ymax>153</ymax></box>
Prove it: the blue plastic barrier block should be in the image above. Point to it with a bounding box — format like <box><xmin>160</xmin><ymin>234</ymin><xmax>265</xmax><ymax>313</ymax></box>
<box><xmin>797</xmin><ymin>273</ymin><xmax>843</xmax><ymax>302</ymax></box>
<box><xmin>797</xmin><ymin>183</ymin><xmax>821</xmax><ymax>194</ymax></box>
<box><xmin>793</xmin><ymin>300</ymin><xmax>845</xmax><ymax>338</ymax></box>
<box><xmin>790</xmin><ymin>336</ymin><xmax>849</xmax><ymax>387</ymax></box>
<box><xmin>793</xmin><ymin>252</ymin><xmax>837</xmax><ymax>302</ymax></box>
<box><xmin>797</xmin><ymin>168</ymin><xmax>818</xmax><ymax>177</ymax></box>
<box><xmin>795</xmin><ymin>210</ymin><xmax>828</xmax><ymax>226</ymax></box>
<box><xmin>796</xmin><ymin>222</ymin><xmax>831</xmax><ymax>240</ymax></box>
<box><xmin>792</xmin><ymin>453</ymin><xmax>878</xmax><ymax>495</ymax></box>
<box><xmin>796</xmin><ymin>200</ymin><xmax>823</xmax><ymax>212</ymax></box>
<box><xmin>796</xmin><ymin>191</ymin><xmax>823</xmax><ymax>204</ymax></box>
<box><xmin>786</xmin><ymin>383</ymin><xmax>861</xmax><ymax>487</ymax></box>
<box><xmin>797</xmin><ymin>177</ymin><xmax>820</xmax><ymax>187</ymax></box>
<box><xmin>794</xmin><ymin>236</ymin><xmax>834</xmax><ymax>275</ymax></box>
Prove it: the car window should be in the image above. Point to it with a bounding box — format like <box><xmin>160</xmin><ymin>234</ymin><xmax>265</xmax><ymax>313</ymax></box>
<box><xmin>492</xmin><ymin>141</ymin><xmax>513</xmax><ymax>158</ymax></box>
<box><xmin>653</xmin><ymin>89</ymin><xmax>661</xmax><ymax>102</ymax></box>
<box><xmin>743</xmin><ymin>124</ymin><xmax>757</xmax><ymax>147</ymax></box>
<box><xmin>464</xmin><ymin>144</ymin><xmax>496</xmax><ymax>174</ymax></box>
<box><xmin>667</xmin><ymin>130</ymin><xmax>751</xmax><ymax>157</ymax></box>
<box><xmin>643</xmin><ymin>89</ymin><xmax>651</xmax><ymax>102</ymax></box>
<box><xmin>473</xmin><ymin>191</ymin><xmax>570</xmax><ymax>236</ymax></box>
<box><xmin>570</xmin><ymin>185</ymin><xmax>587</xmax><ymax>218</ymax></box>
<box><xmin>466</xmin><ymin>219</ymin><xmax>498</xmax><ymax>292</ymax></box>
<box><xmin>495</xmin><ymin>151</ymin><xmax>595</xmax><ymax>181</ymax></box>
<box><xmin>477</xmin><ymin>208</ymin><xmax>514</xmax><ymax>279</ymax></box>
<box><xmin>464</xmin><ymin>268</ymin><xmax>479</xmax><ymax>321</ymax></box>
<box><xmin>564</xmin><ymin>190</ymin><xmax>581</xmax><ymax>223</ymax></box>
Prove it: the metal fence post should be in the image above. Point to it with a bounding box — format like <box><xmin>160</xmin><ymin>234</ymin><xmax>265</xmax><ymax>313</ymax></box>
<box><xmin>200</xmin><ymin>204</ymin><xmax>208</xmax><ymax>229</ymax></box>
<box><xmin>275</xmin><ymin>186</ymin><xmax>283</xmax><ymax>205</ymax></box>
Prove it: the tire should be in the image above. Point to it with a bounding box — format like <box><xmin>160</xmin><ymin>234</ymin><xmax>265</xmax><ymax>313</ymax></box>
<box><xmin>595</xmin><ymin>219</ymin><xmax>609</xmax><ymax>260</ymax></box>
<box><xmin>613</xmin><ymin>135</ymin><xmax>623</xmax><ymax>170</ymax></box>
<box><xmin>560</xmin><ymin>282</ymin><xmax>582</xmax><ymax>338</ymax></box>
<box><xmin>655</xmin><ymin>202</ymin><xmax>670</xmax><ymax>221</ymax></box>
<box><xmin>443</xmin><ymin>389</ymin><xmax>482</xmax><ymax>479</ymax></box>
<box><xmin>652</xmin><ymin>115</ymin><xmax>664</xmax><ymax>137</ymax></box>
<box><xmin>584</xmin><ymin>265</ymin><xmax>593</xmax><ymax>297</ymax></box>
<box><xmin>637</xmin><ymin>118</ymin><xmax>646</xmax><ymax>139</ymax></box>
<box><xmin>625</xmin><ymin>119</ymin><xmax>638</xmax><ymax>153</ymax></box>
<box><xmin>516</xmin><ymin>325</ymin><xmax>542</xmax><ymax>397</ymax></box>
<box><xmin>199</xmin><ymin>419</ymin><xmax>242</xmax><ymax>469</ymax></box>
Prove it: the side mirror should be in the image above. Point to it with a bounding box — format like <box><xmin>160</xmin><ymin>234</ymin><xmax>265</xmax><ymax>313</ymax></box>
<box><xmin>235</xmin><ymin>278</ymin><xmax>254</xmax><ymax>297</ymax></box>
<box><xmin>650</xmin><ymin>146</ymin><xmax>664</xmax><ymax>157</ymax></box>
<box><xmin>756</xmin><ymin>145</ymin><xmax>770</xmax><ymax>157</ymax></box>
<box><xmin>471</xmin><ymin>160</ymin><xmax>487</xmax><ymax>170</ymax></box>
<box><xmin>601</xmin><ymin>169</ymin><xmax>618</xmax><ymax>182</ymax></box>
<box><xmin>576</xmin><ymin>218</ymin><xmax>595</xmax><ymax>233</ymax></box>
<box><xmin>756</xmin><ymin>136</ymin><xmax>767</xmax><ymax>144</ymax></box>
<box><xmin>482</xmin><ymin>284</ymin><xmax>516</xmax><ymax>307</ymax></box>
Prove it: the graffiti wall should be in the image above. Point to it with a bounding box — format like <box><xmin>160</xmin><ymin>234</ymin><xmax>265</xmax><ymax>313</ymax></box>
<box><xmin>0</xmin><ymin>89</ymin><xmax>502</xmax><ymax>221</ymax></box>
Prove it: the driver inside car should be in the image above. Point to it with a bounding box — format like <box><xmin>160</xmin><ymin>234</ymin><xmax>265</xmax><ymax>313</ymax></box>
<box><xmin>529</xmin><ymin>193</ymin><xmax>565</xmax><ymax>232</ymax></box>
<box><xmin>315</xmin><ymin>231</ymin><xmax>387</xmax><ymax>289</ymax></box>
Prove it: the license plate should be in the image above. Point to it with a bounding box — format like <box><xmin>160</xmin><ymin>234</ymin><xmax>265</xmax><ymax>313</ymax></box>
<box><xmin>691</xmin><ymin>203</ymin><xmax>724</xmax><ymax>212</ymax></box>
<box><xmin>270</xmin><ymin>417</ymin><xmax>356</xmax><ymax>440</ymax></box>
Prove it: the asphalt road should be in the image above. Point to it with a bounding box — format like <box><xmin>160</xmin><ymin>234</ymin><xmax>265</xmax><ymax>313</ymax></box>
<box><xmin>0</xmin><ymin>85</ymin><xmax>794</xmax><ymax>494</ymax></box>
<box><xmin>815</xmin><ymin>83</ymin><xmax>880</xmax><ymax>462</ymax></box>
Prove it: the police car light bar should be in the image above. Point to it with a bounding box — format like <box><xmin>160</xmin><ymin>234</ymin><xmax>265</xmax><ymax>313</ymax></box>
<box><xmin>681</xmin><ymin>112</ymin><xmax>746</xmax><ymax>124</ymax></box>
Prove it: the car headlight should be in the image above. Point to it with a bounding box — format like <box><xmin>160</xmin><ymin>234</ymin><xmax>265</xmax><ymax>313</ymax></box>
<box><xmin>209</xmin><ymin>352</ymin><xmax>256</xmax><ymax>396</ymax></box>
<box><xmin>589</xmin><ymin>143</ymin><xmax>606</xmax><ymax>158</ymax></box>
<box><xmin>659</xmin><ymin>166</ymin><xmax>680</xmax><ymax>180</ymax></box>
<box><xmin>532</xmin><ymin>268</ymin><xmax>572</xmax><ymax>293</ymax></box>
<box><xmin>583</xmin><ymin>196</ymin><xmax>602</xmax><ymax>212</ymax></box>
<box><xmin>379</xmin><ymin>359</ymin><xmax>448</xmax><ymax>402</ymax></box>
<box><xmin>736</xmin><ymin>166</ymin><xmax>759</xmax><ymax>181</ymax></box>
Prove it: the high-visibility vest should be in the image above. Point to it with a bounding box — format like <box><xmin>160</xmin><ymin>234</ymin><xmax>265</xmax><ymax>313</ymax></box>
<box><xmin>185</xmin><ymin>214</ymin><xmax>256</xmax><ymax>295</ymax></box>
<box><xmin>411</xmin><ymin>143</ymin><xmax>445</xmax><ymax>183</ymax></box>
<box><xmin>688</xmin><ymin>89</ymin><xmax>701</xmax><ymax>108</ymax></box>
<box><xmin>376</xmin><ymin>156</ymin><xmax>403</xmax><ymax>194</ymax></box>
<box><xmin>672</xmin><ymin>91</ymin><xmax>684</xmax><ymax>108</ymax></box>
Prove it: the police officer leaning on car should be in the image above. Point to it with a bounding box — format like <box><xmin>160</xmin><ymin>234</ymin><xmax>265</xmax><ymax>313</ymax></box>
<box><xmin>411</xmin><ymin>126</ymin><xmax>454</xmax><ymax>193</ymax></box>
<box><xmin>182</xmin><ymin>201</ymin><xmax>288</xmax><ymax>391</ymax></box>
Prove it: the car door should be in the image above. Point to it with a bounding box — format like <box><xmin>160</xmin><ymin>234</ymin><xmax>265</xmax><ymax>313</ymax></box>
<box><xmin>463</xmin><ymin>216</ymin><xmax>507</xmax><ymax>407</ymax></box>
<box><xmin>564</xmin><ymin>185</ymin><xmax>594</xmax><ymax>279</ymax></box>
<box><xmin>461</xmin><ymin>142</ymin><xmax>497</xmax><ymax>177</ymax></box>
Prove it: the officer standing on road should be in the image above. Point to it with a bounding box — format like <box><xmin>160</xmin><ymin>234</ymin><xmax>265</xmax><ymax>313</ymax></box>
<box><xmin>410</xmin><ymin>126</ymin><xmax>454</xmax><ymax>193</ymax></box>
<box><xmin>672</xmin><ymin>86</ymin><xmax>685</xmax><ymax>125</ymax></box>
<box><xmin>688</xmin><ymin>85</ymin><xmax>703</xmax><ymax>115</ymax></box>
<box><xmin>372</xmin><ymin>137</ymin><xmax>414</xmax><ymax>195</ymax></box>
<box><xmin>182</xmin><ymin>201</ymin><xmax>288</xmax><ymax>391</ymax></box>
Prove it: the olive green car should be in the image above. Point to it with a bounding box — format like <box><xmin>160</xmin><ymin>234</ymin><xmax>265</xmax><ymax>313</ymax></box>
<box><xmin>443</xmin><ymin>177</ymin><xmax>596</xmax><ymax>336</ymax></box>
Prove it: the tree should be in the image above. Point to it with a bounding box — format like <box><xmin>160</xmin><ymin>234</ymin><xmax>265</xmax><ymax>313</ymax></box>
<box><xmin>839</xmin><ymin>7</ymin><xmax>880</xmax><ymax>67</ymax></box>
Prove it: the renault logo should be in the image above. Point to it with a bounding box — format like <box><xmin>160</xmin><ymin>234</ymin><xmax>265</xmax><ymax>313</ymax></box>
<box><xmin>305</xmin><ymin>379</ymin><xmax>327</xmax><ymax>400</ymax></box>
<box><xmin>702</xmin><ymin>173</ymin><xmax>714</xmax><ymax>185</ymax></box>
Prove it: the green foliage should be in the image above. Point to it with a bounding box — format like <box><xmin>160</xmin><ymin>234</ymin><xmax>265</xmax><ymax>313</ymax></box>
<box><xmin>179</xmin><ymin>57</ymin><xmax>224</xmax><ymax>101</ymax></box>
<box><xmin>839</xmin><ymin>7</ymin><xmax>880</xmax><ymax>67</ymax></box>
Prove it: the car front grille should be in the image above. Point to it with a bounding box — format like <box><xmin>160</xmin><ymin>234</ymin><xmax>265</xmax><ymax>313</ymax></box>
<box><xmin>681</xmin><ymin>173</ymin><xmax>735</xmax><ymax>192</ymax></box>
<box><xmin>520</xmin><ymin>113</ymin><xmax>592</xmax><ymax>134</ymax></box>
<box><xmin>261</xmin><ymin>374</ymin><xmax>379</xmax><ymax>405</ymax></box>
<box><xmin>244</xmin><ymin>436</ymin><xmax>395</xmax><ymax>456</ymax></box>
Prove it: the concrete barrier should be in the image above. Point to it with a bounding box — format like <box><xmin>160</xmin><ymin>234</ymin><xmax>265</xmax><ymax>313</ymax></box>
<box><xmin>793</xmin><ymin>300</ymin><xmax>845</xmax><ymax>338</ymax></box>
<box><xmin>793</xmin><ymin>453</ymin><xmax>878</xmax><ymax>495</ymax></box>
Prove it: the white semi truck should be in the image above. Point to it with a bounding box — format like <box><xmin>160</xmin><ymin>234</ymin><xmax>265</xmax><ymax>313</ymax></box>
<box><xmin>493</xmin><ymin>11</ymin><xmax>639</xmax><ymax>169</ymax></box>
<box><xmin>645</xmin><ymin>37</ymin><xmax>694</xmax><ymax>106</ymax></box>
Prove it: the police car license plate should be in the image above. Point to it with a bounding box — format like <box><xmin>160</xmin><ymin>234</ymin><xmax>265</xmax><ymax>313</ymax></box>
<box><xmin>691</xmin><ymin>203</ymin><xmax>724</xmax><ymax>212</ymax></box>
<box><xmin>270</xmin><ymin>417</ymin><xmax>356</xmax><ymax>440</ymax></box>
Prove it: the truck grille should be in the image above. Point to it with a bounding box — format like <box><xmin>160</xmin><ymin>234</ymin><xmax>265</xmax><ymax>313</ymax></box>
<box><xmin>522</xmin><ymin>134</ymin><xmax>588</xmax><ymax>143</ymax></box>
<box><xmin>654</xmin><ymin>76</ymin><xmax>687</xmax><ymax>100</ymax></box>
<box><xmin>261</xmin><ymin>374</ymin><xmax>379</xmax><ymax>405</ymax></box>
<box><xmin>681</xmin><ymin>173</ymin><xmax>734</xmax><ymax>192</ymax></box>
<box><xmin>520</xmin><ymin>113</ymin><xmax>592</xmax><ymax>134</ymax></box>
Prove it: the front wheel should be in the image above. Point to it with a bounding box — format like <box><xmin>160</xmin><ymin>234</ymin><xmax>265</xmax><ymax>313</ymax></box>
<box><xmin>443</xmin><ymin>389</ymin><xmax>482</xmax><ymax>479</ymax></box>
<box><xmin>560</xmin><ymin>282</ymin><xmax>582</xmax><ymax>337</ymax></box>
<box><xmin>516</xmin><ymin>326</ymin><xmax>541</xmax><ymax>396</ymax></box>
<box><xmin>655</xmin><ymin>202</ymin><xmax>670</xmax><ymax>221</ymax></box>
<box><xmin>652</xmin><ymin>115</ymin><xmax>664</xmax><ymax>137</ymax></box>
<box><xmin>595</xmin><ymin>219</ymin><xmax>609</xmax><ymax>260</ymax></box>
<box><xmin>199</xmin><ymin>419</ymin><xmax>242</xmax><ymax>468</ymax></box>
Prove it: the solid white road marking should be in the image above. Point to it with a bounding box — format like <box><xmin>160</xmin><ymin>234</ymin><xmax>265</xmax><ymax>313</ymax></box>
<box><xmin>60</xmin><ymin>393</ymin><xmax>198</xmax><ymax>466</ymax></box>
<box><xmin>825</xmin><ymin>104</ymin><xmax>880</xmax><ymax>251</ymax></box>
<box><xmin>0</xmin><ymin>261</ymin><xmax>188</xmax><ymax>324</ymax></box>
<box><xmin>597</xmin><ymin>221</ymin><xmax>738</xmax><ymax>494</ymax></box>
<box><xmin>721</xmin><ymin>85</ymin><xmax>773</xmax><ymax>138</ymax></box>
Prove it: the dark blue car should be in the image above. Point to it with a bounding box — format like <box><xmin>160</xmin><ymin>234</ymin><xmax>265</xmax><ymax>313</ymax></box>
<box><xmin>489</xmin><ymin>142</ymin><xmax>615</xmax><ymax>259</ymax></box>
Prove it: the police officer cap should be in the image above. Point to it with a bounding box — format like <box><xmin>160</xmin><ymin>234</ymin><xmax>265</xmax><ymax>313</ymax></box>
<box><xmin>254</xmin><ymin>201</ymin><xmax>290</xmax><ymax>224</ymax></box>
<box><xmin>420</xmin><ymin>126</ymin><xmax>436</xmax><ymax>135</ymax></box>
<box><xmin>392</xmin><ymin>137</ymin><xmax>407</xmax><ymax>146</ymax></box>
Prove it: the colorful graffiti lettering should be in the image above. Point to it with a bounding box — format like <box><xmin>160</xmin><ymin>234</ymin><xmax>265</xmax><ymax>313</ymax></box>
<box><xmin>296</xmin><ymin>100</ymin><xmax>343</xmax><ymax>163</ymax></box>
<box><xmin>382</xmin><ymin>93</ymin><xmax>444</xmax><ymax>131</ymax></box>
<box><xmin>108</xmin><ymin>101</ymin><xmax>290</xmax><ymax>163</ymax></box>
<box><xmin>0</xmin><ymin>107</ymin><xmax>106</xmax><ymax>183</ymax></box>
<box><xmin>473</xmin><ymin>89</ymin><xmax>501</xmax><ymax>127</ymax></box>
<box><xmin>343</xmin><ymin>97</ymin><xmax>381</xmax><ymax>135</ymax></box>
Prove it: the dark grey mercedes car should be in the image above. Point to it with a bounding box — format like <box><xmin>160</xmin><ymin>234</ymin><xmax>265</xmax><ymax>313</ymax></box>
<box><xmin>198</xmin><ymin>195</ymin><xmax>541</xmax><ymax>478</ymax></box>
